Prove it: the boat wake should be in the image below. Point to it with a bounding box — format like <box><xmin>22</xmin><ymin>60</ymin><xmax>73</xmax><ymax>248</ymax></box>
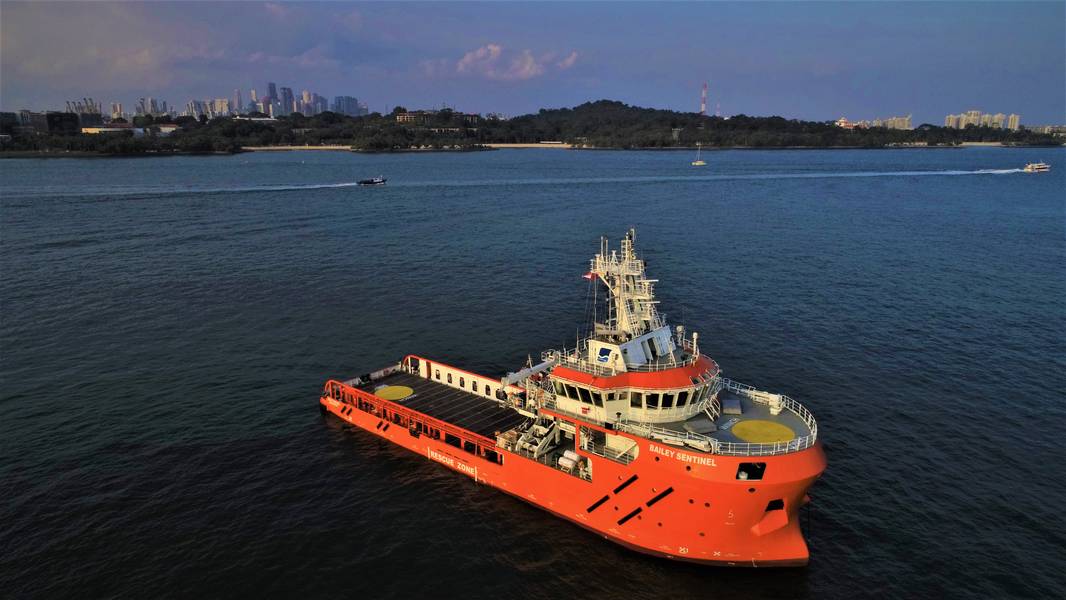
<box><xmin>3</xmin><ymin>168</ymin><xmax>1028</xmax><ymax>201</ymax></box>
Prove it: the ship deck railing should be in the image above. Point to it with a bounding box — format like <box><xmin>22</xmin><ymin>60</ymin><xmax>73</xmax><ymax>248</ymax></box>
<box><xmin>509</xmin><ymin>446</ymin><xmax>592</xmax><ymax>481</ymax></box>
<box><xmin>616</xmin><ymin>379</ymin><xmax>817</xmax><ymax>457</ymax></box>
<box><xmin>546</xmin><ymin>338</ymin><xmax>703</xmax><ymax>377</ymax></box>
<box><xmin>578</xmin><ymin>436</ymin><xmax>638</xmax><ymax>465</ymax></box>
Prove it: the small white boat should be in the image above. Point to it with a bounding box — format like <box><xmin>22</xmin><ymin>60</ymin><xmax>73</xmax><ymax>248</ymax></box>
<box><xmin>1023</xmin><ymin>162</ymin><xmax>1050</xmax><ymax>173</ymax></box>
<box><xmin>358</xmin><ymin>176</ymin><xmax>387</xmax><ymax>186</ymax></box>
<box><xmin>691</xmin><ymin>142</ymin><xmax>706</xmax><ymax>167</ymax></box>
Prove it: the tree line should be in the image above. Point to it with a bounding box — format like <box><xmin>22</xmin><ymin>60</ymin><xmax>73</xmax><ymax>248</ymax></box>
<box><xmin>1</xmin><ymin>99</ymin><xmax>1059</xmax><ymax>156</ymax></box>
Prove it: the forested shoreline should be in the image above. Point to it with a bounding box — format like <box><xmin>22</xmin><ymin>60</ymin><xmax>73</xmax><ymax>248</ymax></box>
<box><xmin>2</xmin><ymin>100</ymin><xmax>1059</xmax><ymax>157</ymax></box>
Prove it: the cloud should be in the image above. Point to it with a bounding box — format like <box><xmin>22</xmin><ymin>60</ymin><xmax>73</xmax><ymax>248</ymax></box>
<box><xmin>338</xmin><ymin>9</ymin><xmax>362</xmax><ymax>31</ymax></box>
<box><xmin>263</xmin><ymin>2</ymin><xmax>292</xmax><ymax>20</ymax></box>
<box><xmin>247</xmin><ymin>45</ymin><xmax>340</xmax><ymax>69</ymax></box>
<box><xmin>446</xmin><ymin>43</ymin><xmax>576</xmax><ymax>81</ymax></box>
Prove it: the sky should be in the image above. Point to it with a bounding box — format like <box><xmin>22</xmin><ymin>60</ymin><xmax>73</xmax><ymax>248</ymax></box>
<box><xmin>2</xmin><ymin>1</ymin><xmax>1064</xmax><ymax>124</ymax></box>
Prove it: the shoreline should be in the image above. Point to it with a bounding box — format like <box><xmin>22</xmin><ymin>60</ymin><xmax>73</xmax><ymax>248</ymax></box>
<box><xmin>2</xmin><ymin>142</ymin><xmax>1059</xmax><ymax>159</ymax></box>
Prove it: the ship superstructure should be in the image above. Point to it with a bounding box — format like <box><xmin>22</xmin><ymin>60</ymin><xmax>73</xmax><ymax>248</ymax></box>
<box><xmin>320</xmin><ymin>230</ymin><xmax>826</xmax><ymax>566</ymax></box>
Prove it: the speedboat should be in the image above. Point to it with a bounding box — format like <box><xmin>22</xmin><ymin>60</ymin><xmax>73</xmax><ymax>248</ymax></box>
<box><xmin>358</xmin><ymin>176</ymin><xmax>387</xmax><ymax>185</ymax></box>
<box><xmin>1023</xmin><ymin>162</ymin><xmax>1050</xmax><ymax>173</ymax></box>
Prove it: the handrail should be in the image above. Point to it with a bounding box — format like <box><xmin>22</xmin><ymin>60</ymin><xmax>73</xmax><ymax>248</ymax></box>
<box><xmin>616</xmin><ymin>378</ymin><xmax>818</xmax><ymax>457</ymax></box>
<box><xmin>546</xmin><ymin>339</ymin><xmax>706</xmax><ymax>377</ymax></box>
<box><xmin>322</xmin><ymin>378</ymin><xmax>497</xmax><ymax>447</ymax></box>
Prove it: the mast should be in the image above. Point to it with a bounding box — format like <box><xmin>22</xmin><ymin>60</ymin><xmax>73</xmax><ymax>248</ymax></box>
<box><xmin>589</xmin><ymin>229</ymin><xmax>663</xmax><ymax>342</ymax></box>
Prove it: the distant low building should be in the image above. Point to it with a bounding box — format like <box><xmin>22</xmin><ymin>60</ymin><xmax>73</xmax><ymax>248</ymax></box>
<box><xmin>82</xmin><ymin>125</ymin><xmax>146</xmax><ymax>137</ymax></box>
<box><xmin>835</xmin><ymin>117</ymin><xmax>856</xmax><ymax>129</ymax></box>
<box><xmin>396</xmin><ymin>111</ymin><xmax>428</xmax><ymax>124</ymax></box>
<box><xmin>0</xmin><ymin>112</ymin><xmax>18</xmax><ymax>135</ymax></box>
<box><xmin>1024</xmin><ymin>124</ymin><xmax>1066</xmax><ymax>136</ymax></box>
<box><xmin>46</xmin><ymin>112</ymin><xmax>81</xmax><ymax>135</ymax></box>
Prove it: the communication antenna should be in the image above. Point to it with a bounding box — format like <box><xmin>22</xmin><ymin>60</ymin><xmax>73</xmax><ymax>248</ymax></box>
<box><xmin>700</xmin><ymin>82</ymin><xmax>708</xmax><ymax>116</ymax></box>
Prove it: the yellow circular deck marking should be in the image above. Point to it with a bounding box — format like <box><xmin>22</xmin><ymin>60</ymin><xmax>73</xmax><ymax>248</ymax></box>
<box><xmin>732</xmin><ymin>420</ymin><xmax>794</xmax><ymax>443</ymax></box>
<box><xmin>375</xmin><ymin>385</ymin><xmax>414</xmax><ymax>400</ymax></box>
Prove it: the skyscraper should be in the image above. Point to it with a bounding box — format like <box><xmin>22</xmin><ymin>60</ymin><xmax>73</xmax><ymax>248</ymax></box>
<box><xmin>279</xmin><ymin>87</ymin><xmax>295</xmax><ymax>116</ymax></box>
<box><xmin>267</xmin><ymin>82</ymin><xmax>278</xmax><ymax>102</ymax></box>
<box><xmin>233</xmin><ymin>89</ymin><xmax>242</xmax><ymax>115</ymax></box>
<box><xmin>313</xmin><ymin>94</ymin><xmax>328</xmax><ymax>115</ymax></box>
<box><xmin>332</xmin><ymin>96</ymin><xmax>364</xmax><ymax>116</ymax></box>
<box><xmin>1007</xmin><ymin>114</ymin><xmax>1021</xmax><ymax>130</ymax></box>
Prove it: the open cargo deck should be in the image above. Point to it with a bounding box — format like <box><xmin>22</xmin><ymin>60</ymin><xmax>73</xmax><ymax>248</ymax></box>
<box><xmin>354</xmin><ymin>371</ymin><xmax>529</xmax><ymax>438</ymax></box>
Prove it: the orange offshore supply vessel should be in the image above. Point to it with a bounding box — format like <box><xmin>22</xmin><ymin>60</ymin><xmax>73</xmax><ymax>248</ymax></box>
<box><xmin>319</xmin><ymin>230</ymin><xmax>826</xmax><ymax>567</ymax></box>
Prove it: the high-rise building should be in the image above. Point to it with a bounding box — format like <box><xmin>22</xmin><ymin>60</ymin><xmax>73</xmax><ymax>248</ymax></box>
<box><xmin>313</xmin><ymin>94</ymin><xmax>328</xmax><ymax>115</ymax></box>
<box><xmin>279</xmin><ymin>87</ymin><xmax>295</xmax><ymax>116</ymax></box>
<box><xmin>944</xmin><ymin>110</ymin><xmax>1022</xmax><ymax>130</ymax></box>
<box><xmin>267</xmin><ymin>82</ymin><xmax>278</xmax><ymax>102</ymax></box>
<box><xmin>332</xmin><ymin>95</ymin><xmax>366</xmax><ymax>117</ymax></box>
<box><xmin>233</xmin><ymin>89</ymin><xmax>243</xmax><ymax>115</ymax></box>
<box><xmin>250</xmin><ymin>88</ymin><xmax>258</xmax><ymax>103</ymax></box>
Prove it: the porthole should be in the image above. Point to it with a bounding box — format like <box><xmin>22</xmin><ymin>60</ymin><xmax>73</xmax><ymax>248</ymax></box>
<box><xmin>704</xmin><ymin>502</ymin><xmax>710</xmax><ymax>508</ymax></box>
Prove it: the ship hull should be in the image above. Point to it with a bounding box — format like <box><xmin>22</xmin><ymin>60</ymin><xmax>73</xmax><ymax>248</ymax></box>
<box><xmin>320</xmin><ymin>380</ymin><xmax>826</xmax><ymax>567</ymax></box>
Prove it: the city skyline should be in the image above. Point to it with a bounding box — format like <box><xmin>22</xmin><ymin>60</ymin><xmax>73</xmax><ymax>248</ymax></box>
<box><xmin>1</xmin><ymin>2</ymin><xmax>1064</xmax><ymax>124</ymax></box>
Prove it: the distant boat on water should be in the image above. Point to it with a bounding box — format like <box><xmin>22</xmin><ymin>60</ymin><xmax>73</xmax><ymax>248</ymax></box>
<box><xmin>691</xmin><ymin>142</ymin><xmax>706</xmax><ymax>167</ymax></box>
<box><xmin>358</xmin><ymin>176</ymin><xmax>387</xmax><ymax>186</ymax></box>
<box><xmin>1023</xmin><ymin>162</ymin><xmax>1050</xmax><ymax>173</ymax></box>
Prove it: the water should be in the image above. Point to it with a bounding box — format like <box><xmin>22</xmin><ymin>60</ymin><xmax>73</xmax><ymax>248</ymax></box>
<box><xmin>2</xmin><ymin>148</ymin><xmax>1064</xmax><ymax>598</ymax></box>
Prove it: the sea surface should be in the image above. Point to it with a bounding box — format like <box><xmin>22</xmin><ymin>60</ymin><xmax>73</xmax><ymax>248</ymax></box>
<box><xmin>2</xmin><ymin>147</ymin><xmax>1064</xmax><ymax>599</ymax></box>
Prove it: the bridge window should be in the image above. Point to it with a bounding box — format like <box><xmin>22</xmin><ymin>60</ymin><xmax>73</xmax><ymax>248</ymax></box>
<box><xmin>630</xmin><ymin>391</ymin><xmax>643</xmax><ymax>408</ymax></box>
<box><xmin>677</xmin><ymin>391</ymin><xmax>690</xmax><ymax>407</ymax></box>
<box><xmin>459</xmin><ymin>377</ymin><xmax>465</xmax><ymax>388</ymax></box>
<box><xmin>646</xmin><ymin>393</ymin><xmax>660</xmax><ymax>409</ymax></box>
<box><xmin>554</xmin><ymin>381</ymin><xmax>566</xmax><ymax>396</ymax></box>
<box><xmin>662</xmin><ymin>393</ymin><xmax>674</xmax><ymax>409</ymax></box>
<box><xmin>447</xmin><ymin>373</ymin><xmax>453</xmax><ymax>384</ymax></box>
<box><xmin>435</xmin><ymin>370</ymin><xmax>441</xmax><ymax>380</ymax></box>
<box><xmin>578</xmin><ymin>387</ymin><xmax>593</xmax><ymax>404</ymax></box>
<box><xmin>564</xmin><ymin>384</ymin><xmax>579</xmax><ymax>400</ymax></box>
<box><xmin>591</xmin><ymin>392</ymin><xmax>604</xmax><ymax>407</ymax></box>
<box><xmin>485</xmin><ymin>386</ymin><xmax>492</xmax><ymax>397</ymax></box>
<box><xmin>472</xmin><ymin>381</ymin><xmax>478</xmax><ymax>392</ymax></box>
